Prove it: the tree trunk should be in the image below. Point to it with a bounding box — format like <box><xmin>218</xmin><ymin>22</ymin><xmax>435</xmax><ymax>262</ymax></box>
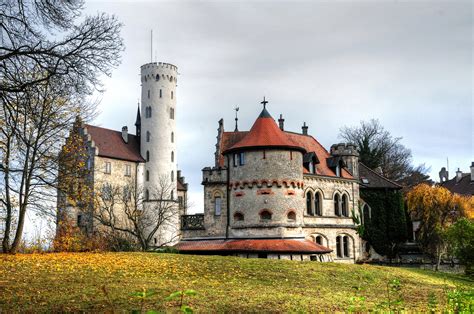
<box><xmin>2</xmin><ymin>203</ymin><xmax>12</xmax><ymax>253</ymax></box>
<box><xmin>10</xmin><ymin>203</ymin><xmax>27</xmax><ymax>253</ymax></box>
<box><xmin>435</xmin><ymin>247</ymin><xmax>442</xmax><ymax>271</ymax></box>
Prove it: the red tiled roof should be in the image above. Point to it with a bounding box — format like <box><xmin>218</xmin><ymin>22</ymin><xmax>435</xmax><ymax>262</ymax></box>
<box><xmin>176</xmin><ymin>238</ymin><xmax>332</xmax><ymax>254</ymax></box>
<box><xmin>217</xmin><ymin>129</ymin><xmax>353</xmax><ymax>179</ymax></box>
<box><xmin>285</xmin><ymin>132</ymin><xmax>353</xmax><ymax>179</ymax></box>
<box><xmin>218</xmin><ymin>131</ymin><xmax>248</xmax><ymax>166</ymax></box>
<box><xmin>223</xmin><ymin>109</ymin><xmax>306</xmax><ymax>154</ymax></box>
<box><xmin>85</xmin><ymin>125</ymin><xmax>145</xmax><ymax>162</ymax></box>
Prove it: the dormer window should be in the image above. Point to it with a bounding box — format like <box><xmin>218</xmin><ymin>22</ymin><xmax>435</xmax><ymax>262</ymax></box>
<box><xmin>303</xmin><ymin>152</ymin><xmax>319</xmax><ymax>174</ymax></box>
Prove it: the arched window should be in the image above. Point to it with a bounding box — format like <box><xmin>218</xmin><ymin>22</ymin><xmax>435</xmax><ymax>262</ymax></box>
<box><xmin>171</xmin><ymin>170</ymin><xmax>174</xmax><ymax>182</ymax></box>
<box><xmin>170</xmin><ymin>108</ymin><xmax>175</xmax><ymax>119</ymax></box>
<box><xmin>171</xmin><ymin>91</ymin><xmax>174</xmax><ymax>99</ymax></box>
<box><xmin>363</xmin><ymin>204</ymin><xmax>371</xmax><ymax>224</ymax></box>
<box><xmin>343</xmin><ymin>236</ymin><xmax>350</xmax><ymax>257</ymax></box>
<box><xmin>146</xmin><ymin>151</ymin><xmax>150</xmax><ymax>162</ymax></box>
<box><xmin>148</xmin><ymin>106</ymin><xmax>152</xmax><ymax>118</ymax></box>
<box><xmin>145</xmin><ymin>189</ymin><xmax>150</xmax><ymax>201</ymax></box>
<box><xmin>171</xmin><ymin>190</ymin><xmax>174</xmax><ymax>200</ymax></box>
<box><xmin>146</xmin><ymin>170</ymin><xmax>149</xmax><ymax>181</ymax></box>
<box><xmin>171</xmin><ymin>132</ymin><xmax>174</xmax><ymax>143</ymax></box>
<box><xmin>315</xmin><ymin>235</ymin><xmax>323</xmax><ymax>245</ymax></box>
<box><xmin>306</xmin><ymin>191</ymin><xmax>313</xmax><ymax>216</ymax></box>
<box><xmin>260</xmin><ymin>210</ymin><xmax>272</xmax><ymax>220</ymax></box>
<box><xmin>287</xmin><ymin>211</ymin><xmax>296</xmax><ymax>221</ymax></box>
<box><xmin>146</xmin><ymin>131</ymin><xmax>151</xmax><ymax>142</ymax></box>
<box><xmin>159</xmin><ymin>89</ymin><xmax>162</xmax><ymax>98</ymax></box>
<box><xmin>336</xmin><ymin>236</ymin><xmax>342</xmax><ymax>258</ymax></box>
<box><xmin>342</xmin><ymin>194</ymin><xmax>349</xmax><ymax>217</ymax></box>
<box><xmin>314</xmin><ymin>192</ymin><xmax>322</xmax><ymax>216</ymax></box>
<box><xmin>214</xmin><ymin>196</ymin><xmax>222</xmax><ymax>215</ymax></box>
<box><xmin>334</xmin><ymin>193</ymin><xmax>341</xmax><ymax>216</ymax></box>
<box><xmin>234</xmin><ymin>212</ymin><xmax>244</xmax><ymax>221</ymax></box>
<box><xmin>147</xmin><ymin>90</ymin><xmax>150</xmax><ymax>99</ymax></box>
<box><xmin>156</xmin><ymin>74</ymin><xmax>160</xmax><ymax>81</ymax></box>
<box><xmin>171</xmin><ymin>151</ymin><xmax>174</xmax><ymax>162</ymax></box>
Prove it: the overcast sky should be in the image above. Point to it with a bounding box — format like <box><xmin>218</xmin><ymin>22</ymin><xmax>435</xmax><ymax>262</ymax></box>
<box><xmin>80</xmin><ymin>0</ymin><xmax>472</xmax><ymax>213</ymax></box>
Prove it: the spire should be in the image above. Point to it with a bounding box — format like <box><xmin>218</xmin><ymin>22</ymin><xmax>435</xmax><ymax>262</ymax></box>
<box><xmin>135</xmin><ymin>102</ymin><xmax>141</xmax><ymax>137</ymax></box>
<box><xmin>234</xmin><ymin>106</ymin><xmax>239</xmax><ymax>132</ymax></box>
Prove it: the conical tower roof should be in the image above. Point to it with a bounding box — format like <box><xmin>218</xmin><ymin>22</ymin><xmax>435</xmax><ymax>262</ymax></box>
<box><xmin>224</xmin><ymin>107</ymin><xmax>306</xmax><ymax>154</ymax></box>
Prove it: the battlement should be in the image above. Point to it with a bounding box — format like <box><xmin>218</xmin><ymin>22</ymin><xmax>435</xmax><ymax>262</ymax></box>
<box><xmin>330</xmin><ymin>143</ymin><xmax>359</xmax><ymax>157</ymax></box>
<box><xmin>202</xmin><ymin>166</ymin><xmax>227</xmax><ymax>184</ymax></box>
<box><xmin>141</xmin><ymin>62</ymin><xmax>178</xmax><ymax>71</ymax></box>
<box><xmin>141</xmin><ymin>62</ymin><xmax>178</xmax><ymax>84</ymax></box>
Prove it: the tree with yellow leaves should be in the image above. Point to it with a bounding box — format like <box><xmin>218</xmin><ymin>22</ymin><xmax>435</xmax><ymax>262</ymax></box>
<box><xmin>407</xmin><ymin>183</ymin><xmax>472</xmax><ymax>271</ymax></box>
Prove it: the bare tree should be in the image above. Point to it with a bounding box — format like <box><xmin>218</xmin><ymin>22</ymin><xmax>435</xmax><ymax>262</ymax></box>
<box><xmin>1</xmin><ymin>0</ymin><xmax>123</xmax><ymax>94</ymax></box>
<box><xmin>0</xmin><ymin>1</ymin><xmax>123</xmax><ymax>253</ymax></box>
<box><xmin>93</xmin><ymin>176</ymin><xmax>180</xmax><ymax>251</ymax></box>
<box><xmin>339</xmin><ymin>119</ymin><xmax>427</xmax><ymax>182</ymax></box>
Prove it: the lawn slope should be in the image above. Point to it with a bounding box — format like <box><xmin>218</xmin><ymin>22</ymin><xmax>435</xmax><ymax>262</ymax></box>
<box><xmin>0</xmin><ymin>252</ymin><xmax>472</xmax><ymax>312</ymax></box>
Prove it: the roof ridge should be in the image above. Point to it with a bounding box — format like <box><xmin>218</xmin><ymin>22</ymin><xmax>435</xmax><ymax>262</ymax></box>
<box><xmin>359</xmin><ymin>162</ymin><xmax>402</xmax><ymax>188</ymax></box>
<box><xmin>85</xmin><ymin>124</ymin><xmax>138</xmax><ymax>137</ymax></box>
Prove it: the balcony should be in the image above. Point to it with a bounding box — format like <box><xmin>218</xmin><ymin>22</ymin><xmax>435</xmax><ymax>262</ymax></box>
<box><xmin>181</xmin><ymin>214</ymin><xmax>205</xmax><ymax>230</ymax></box>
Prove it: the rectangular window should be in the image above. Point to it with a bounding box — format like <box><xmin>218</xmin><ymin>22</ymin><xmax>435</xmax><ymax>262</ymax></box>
<box><xmin>123</xmin><ymin>186</ymin><xmax>131</xmax><ymax>200</ymax></box>
<box><xmin>147</xmin><ymin>90</ymin><xmax>150</xmax><ymax>99</ymax></box>
<box><xmin>214</xmin><ymin>197</ymin><xmax>222</xmax><ymax>215</ymax></box>
<box><xmin>125</xmin><ymin>164</ymin><xmax>131</xmax><ymax>176</ymax></box>
<box><xmin>159</xmin><ymin>89</ymin><xmax>162</xmax><ymax>98</ymax></box>
<box><xmin>233</xmin><ymin>154</ymin><xmax>238</xmax><ymax>167</ymax></box>
<box><xmin>105</xmin><ymin>162</ymin><xmax>111</xmax><ymax>174</ymax></box>
<box><xmin>102</xmin><ymin>184</ymin><xmax>112</xmax><ymax>201</ymax></box>
<box><xmin>239</xmin><ymin>152</ymin><xmax>245</xmax><ymax>166</ymax></box>
<box><xmin>77</xmin><ymin>214</ymin><xmax>82</xmax><ymax>226</ymax></box>
<box><xmin>171</xmin><ymin>91</ymin><xmax>173</xmax><ymax>99</ymax></box>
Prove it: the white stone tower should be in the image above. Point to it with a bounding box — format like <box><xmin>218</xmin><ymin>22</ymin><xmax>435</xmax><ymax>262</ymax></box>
<box><xmin>140</xmin><ymin>62</ymin><xmax>178</xmax><ymax>244</ymax></box>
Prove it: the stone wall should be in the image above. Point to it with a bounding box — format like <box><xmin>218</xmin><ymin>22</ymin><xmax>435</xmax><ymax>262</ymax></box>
<box><xmin>227</xmin><ymin>149</ymin><xmax>305</xmax><ymax>238</ymax></box>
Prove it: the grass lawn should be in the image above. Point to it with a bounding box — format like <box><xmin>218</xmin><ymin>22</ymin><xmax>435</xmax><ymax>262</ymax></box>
<box><xmin>0</xmin><ymin>252</ymin><xmax>472</xmax><ymax>312</ymax></box>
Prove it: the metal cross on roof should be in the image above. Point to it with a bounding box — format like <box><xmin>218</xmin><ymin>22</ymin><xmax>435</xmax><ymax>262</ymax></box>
<box><xmin>261</xmin><ymin>96</ymin><xmax>268</xmax><ymax>109</ymax></box>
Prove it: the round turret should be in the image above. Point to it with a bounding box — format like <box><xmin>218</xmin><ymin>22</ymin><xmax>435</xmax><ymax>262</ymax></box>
<box><xmin>225</xmin><ymin>107</ymin><xmax>306</xmax><ymax>238</ymax></box>
<box><xmin>140</xmin><ymin>62</ymin><xmax>178</xmax><ymax>196</ymax></box>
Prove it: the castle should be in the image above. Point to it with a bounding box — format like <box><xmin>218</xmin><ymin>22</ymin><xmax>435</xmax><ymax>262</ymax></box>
<box><xmin>57</xmin><ymin>62</ymin><xmax>188</xmax><ymax>248</ymax></box>
<box><xmin>58</xmin><ymin>61</ymin><xmax>401</xmax><ymax>260</ymax></box>
<box><xmin>178</xmin><ymin>98</ymin><xmax>401</xmax><ymax>263</ymax></box>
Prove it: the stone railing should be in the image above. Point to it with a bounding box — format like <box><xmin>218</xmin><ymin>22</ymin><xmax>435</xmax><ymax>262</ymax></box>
<box><xmin>181</xmin><ymin>214</ymin><xmax>205</xmax><ymax>230</ymax></box>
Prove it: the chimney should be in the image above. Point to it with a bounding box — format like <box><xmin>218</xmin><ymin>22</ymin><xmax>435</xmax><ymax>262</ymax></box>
<box><xmin>122</xmin><ymin>126</ymin><xmax>128</xmax><ymax>143</ymax></box>
<box><xmin>455</xmin><ymin>168</ymin><xmax>462</xmax><ymax>183</ymax></box>
<box><xmin>302</xmin><ymin>122</ymin><xmax>308</xmax><ymax>135</ymax></box>
<box><xmin>471</xmin><ymin>162</ymin><xmax>474</xmax><ymax>181</ymax></box>
<box><xmin>278</xmin><ymin>114</ymin><xmax>285</xmax><ymax>131</ymax></box>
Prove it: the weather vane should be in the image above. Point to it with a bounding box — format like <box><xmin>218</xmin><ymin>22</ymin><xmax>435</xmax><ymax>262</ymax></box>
<box><xmin>261</xmin><ymin>96</ymin><xmax>268</xmax><ymax>109</ymax></box>
<box><xmin>234</xmin><ymin>106</ymin><xmax>240</xmax><ymax>132</ymax></box>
